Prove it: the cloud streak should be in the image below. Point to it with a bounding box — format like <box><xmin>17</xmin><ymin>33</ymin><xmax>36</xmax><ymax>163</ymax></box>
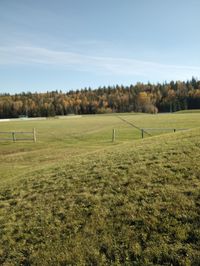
<box><xmin>0</xmin><ymin>46</ymin><xmax>200</xmax><ymax>81</ymax></box>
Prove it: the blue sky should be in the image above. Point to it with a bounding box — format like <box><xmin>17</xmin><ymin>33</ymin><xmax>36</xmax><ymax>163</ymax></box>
<box><xmin>0</xmin><ymin>0</ymin><xmax>200</xmax><ymax>94</ymax></box>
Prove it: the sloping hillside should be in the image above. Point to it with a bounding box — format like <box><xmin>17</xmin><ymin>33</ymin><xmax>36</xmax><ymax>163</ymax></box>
<box><xmin>0</xmin><ymin>128</ymin><xmax>200</xmax><ymax>265</ymax></box>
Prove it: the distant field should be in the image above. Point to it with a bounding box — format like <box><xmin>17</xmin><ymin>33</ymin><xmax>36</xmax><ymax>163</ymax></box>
<box><xmin>175</xmin><ymin>109</ymin><xmax>200</xmax><ymax>113</ymax></box>
<box><xmin>0</xmin><ymin>113</ymin><xmax>200</xmax><ymax>265</ymax></box>
<box><xmin>1</xmin><ymin>112</ymin><xmax>200</xmax><ymax>184</ymax></box>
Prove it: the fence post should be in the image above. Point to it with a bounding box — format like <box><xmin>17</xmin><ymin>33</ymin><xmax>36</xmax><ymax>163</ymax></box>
<box><xmin>141</xmin><ymin>129</ymin><xmax>144</xmax><ymax>139</ymax></box>
<box><xmin>12</xmin><ymin>132</ymin><xmax>16</xmax><ymax>142</ymax></box>
<box><xmin>33</xmin><ymin>128</ymin><xmax>36</xmax><ymax>142</ymax></box>
<box><xmin>112</xmin><ymin>129</ymin><xmax>116</xmax><ymax>142</ymax></box>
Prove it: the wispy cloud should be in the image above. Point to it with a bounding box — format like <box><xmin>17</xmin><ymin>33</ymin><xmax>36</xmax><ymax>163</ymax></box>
<box><xmin>0</xmin><ymin>46</ymin><xmax>200</xmax><ymax>80</ymax></box>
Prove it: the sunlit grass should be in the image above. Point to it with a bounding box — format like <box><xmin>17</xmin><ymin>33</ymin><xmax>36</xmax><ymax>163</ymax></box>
<box><xmin>0</xmin><ymin>113</ymin><xmax>200</xmax><ymax>264</ymax></box>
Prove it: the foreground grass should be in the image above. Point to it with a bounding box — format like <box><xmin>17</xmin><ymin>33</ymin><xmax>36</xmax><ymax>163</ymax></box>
<box><xmin>0</xmin><ymin>126</ymin><xmax>200</xmax><ymax>265</ymax></box>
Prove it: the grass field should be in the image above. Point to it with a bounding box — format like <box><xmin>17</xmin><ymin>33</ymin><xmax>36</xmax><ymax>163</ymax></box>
<box><xmin>175</xmin><ymin>109</ymin><xmax>200</xmax><ymax>114</ymax></box>
<box><xmin>0</xmin><ymin>113</ymin><xmax>200</xmax><ymax>265</ymax></box>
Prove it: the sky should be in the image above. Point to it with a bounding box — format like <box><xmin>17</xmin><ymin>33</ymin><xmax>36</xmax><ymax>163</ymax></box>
<box><xmin>0</xmin><ymin>0</ymin><xmax>200</xmax><ymax>94</ymax></box>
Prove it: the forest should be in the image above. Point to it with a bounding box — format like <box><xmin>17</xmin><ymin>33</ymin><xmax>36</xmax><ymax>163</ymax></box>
<box><xmin>0</xmin><ymin>78</ymin><xmax>200</xmax><ymax>118</ymax></box>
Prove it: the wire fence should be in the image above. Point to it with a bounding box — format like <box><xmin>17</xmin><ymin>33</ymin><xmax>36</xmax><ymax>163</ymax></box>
<box><xmin>0</xmin><ymin>128</ymin><xmax>36</xmax><ymax>142</ymax></box>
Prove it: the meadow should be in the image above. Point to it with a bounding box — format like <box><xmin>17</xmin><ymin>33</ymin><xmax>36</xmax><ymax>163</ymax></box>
<box><xmin>0</xmin><ymin>113</ymin><xmax>200</xmax><ymax>265</ymax></box>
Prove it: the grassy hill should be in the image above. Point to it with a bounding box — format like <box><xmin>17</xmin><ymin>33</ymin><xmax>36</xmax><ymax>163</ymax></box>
<box><xmin>0</xmin><ymin>113</ymin><xmax>200</xmax><ymax>265</ymax></box>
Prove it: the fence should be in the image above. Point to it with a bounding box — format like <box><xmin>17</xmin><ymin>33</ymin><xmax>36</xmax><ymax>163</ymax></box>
<box><xmin>0</xmin><ymin>128</ymin><xmax>36</xmax><ymax>142</ymax></box>
<box><xmin>141</xmin><ymin>128</ymin><xmax>187</xmax><ymax>138</ymax></box>
<box><xmin>111</xmin><ymin>127</ymin><xmax>188</xmax><ymax>142</ymax></box>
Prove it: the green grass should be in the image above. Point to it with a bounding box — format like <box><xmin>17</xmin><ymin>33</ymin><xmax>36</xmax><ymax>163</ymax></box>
<box><xmin>0</xmin><ymin>113</ymin><xmax>200</xmax><ymax>265</ymax></box>
<box><xmin>175</xmin><ymin>109</ymin><xmax>200</xmax><ymax>114</ymax></box>
<box><xmin>1</xmin><ymin>113</ymin><xmax>200</xmax><ymax>185</ymax></box>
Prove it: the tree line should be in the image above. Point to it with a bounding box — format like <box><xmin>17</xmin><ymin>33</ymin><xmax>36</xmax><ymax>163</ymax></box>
<box><xmin>0</xmin><ymin>78</ymin><xmax>200</xmax><ymax>118</ymax></box>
